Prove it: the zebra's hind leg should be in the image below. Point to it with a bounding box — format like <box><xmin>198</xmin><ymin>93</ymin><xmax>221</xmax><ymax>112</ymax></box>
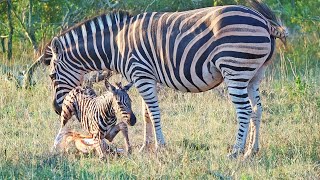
<box><xmin>243</xmin><ymin>66</ymin><xmax>266</xmax><ymax>160</ymax></box>
<box><xmin>225</xmin><ymin>82</ymin><xmax>252</xmax><ymax>159</ymax></box>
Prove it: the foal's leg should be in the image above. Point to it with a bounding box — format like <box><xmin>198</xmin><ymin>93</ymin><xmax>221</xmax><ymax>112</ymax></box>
<box><xmin>93</xmin><ymin>133</ymin><xmax>108</xmax><ymax>160</ymax></box>
<box><xmin>53</xmin><ymin>109</ymin><xmax>73</xmax><ymax>152</ymax></box>
<box><xmin>105</xmin><ymin>122</ymin><xmax>132</xmax><ymax>154</ymax></box>
<box><xmin>118</xmin><ymin>122</ymin><xmax>132</xmax><ymax>154</ymax></box>
<box><xmin>52</xmin><ymin>123</ymin><xmax>69</xmax><ymax>152</ymax></box>
<box><xmin>53</xmin><ymin>130</ymin><xmax>93</xmax><ymax>154</ymax></box>
<box><xmin>67</xmin><ymin>132</ymin><xmax>96</xmax><ymax>154</ymax></box>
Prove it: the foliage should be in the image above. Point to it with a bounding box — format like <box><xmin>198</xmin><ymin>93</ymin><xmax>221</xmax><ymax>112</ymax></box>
<box><xmin>0</xmin><ymin>0</ymin><xmax>319</xmax><ymax>59</ymax></box>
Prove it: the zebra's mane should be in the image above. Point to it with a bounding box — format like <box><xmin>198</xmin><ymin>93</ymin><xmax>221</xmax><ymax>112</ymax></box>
<box><xmin>59</xmin><ymin>10</ymin><xmax>132</xmax><ymax>36</ymax></box>
<box><xmin>42</xmin><ymin>10</ymin><xmax>132</xmax><ymax>66</ymax></box>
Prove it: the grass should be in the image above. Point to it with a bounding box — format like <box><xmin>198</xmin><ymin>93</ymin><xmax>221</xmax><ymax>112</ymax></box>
<box><xmin>0</xmin><ymin>39</ymin><xmax>319</xmax><ymax>179</ymax></box>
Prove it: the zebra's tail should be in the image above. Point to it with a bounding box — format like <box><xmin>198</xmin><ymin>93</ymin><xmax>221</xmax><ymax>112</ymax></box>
<box><xmin>248</xmin><ymin>0</ymin><xmax>289</xmax><ymax>46</ymax></box>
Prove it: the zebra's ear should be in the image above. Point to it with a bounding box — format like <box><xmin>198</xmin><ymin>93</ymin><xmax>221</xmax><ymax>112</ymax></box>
<box><xmin>75</xmin><ymin>88</ymin><xmax>81</xmax><ymax>93</ymax></box>
<box><xmin>115</xmin><ymin>82</ymin><xmax>122</xmax><ymax>89</ymax></box>
<box><xmin>51</xmin><ymin>37</ymin><xmax>63</xmax><ymax>55</ymax></box>
<box><xmin>105</xmin><ymin>79</ymin><xmax>116</xmax><ymax>93</ymax></box>
<box><xmin>123</xmin><ymin>82</ymin><xmax>133</xmax><ymax>91</ymax></box>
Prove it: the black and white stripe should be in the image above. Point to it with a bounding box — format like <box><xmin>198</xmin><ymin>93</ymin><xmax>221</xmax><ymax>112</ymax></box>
<box><xmin>53</xmin><ymin>81</ymin><xmax>135</xmax><ymax>158</ymax></box>
<box><xmin>44</xmin><ymin>0</ymin><xmax>288</xmax><ymax>158</ymax></box>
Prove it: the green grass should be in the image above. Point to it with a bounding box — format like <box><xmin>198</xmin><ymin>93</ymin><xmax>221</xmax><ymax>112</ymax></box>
<box><xmin>0</xmin><ymin>39</ymin><xmax>319</xmax><ymax>179</ymax></box>
<box><xmin>1</xmin><ymin>66</ymin><xmax>319</xmax><ymax>179</ymax></box>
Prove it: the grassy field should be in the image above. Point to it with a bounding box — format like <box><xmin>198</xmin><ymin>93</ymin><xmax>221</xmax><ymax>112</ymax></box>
<box><xmin>0</xmin><ymin>39</ymin><xmax>319</xmax><ymax>179</ymax></box>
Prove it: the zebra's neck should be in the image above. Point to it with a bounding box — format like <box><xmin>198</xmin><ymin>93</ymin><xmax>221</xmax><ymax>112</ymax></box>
<box><xmin>57</xmin><ymin>11</ymin><xmax>133</xmax><ymax>74</ymax></box>
<box><xmin>97</xmin><ymin>93</ymin><xmax>116</xmax><ymax>117</ymax></box>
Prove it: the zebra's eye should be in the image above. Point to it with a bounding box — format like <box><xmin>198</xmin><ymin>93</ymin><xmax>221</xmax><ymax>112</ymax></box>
<box><xmin>49</xmin><ymin>73</ymin><xmax>56</xmax><ymax>80</ymax></box>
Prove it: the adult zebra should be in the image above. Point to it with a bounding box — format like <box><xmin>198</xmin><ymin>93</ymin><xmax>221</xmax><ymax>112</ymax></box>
<box><xmin>42</xmin><ymin>0</ymin><xmax>288</xmax><ymax>158</ymax></box>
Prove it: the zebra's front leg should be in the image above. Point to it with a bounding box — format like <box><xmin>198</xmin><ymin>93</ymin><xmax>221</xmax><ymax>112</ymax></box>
<box><xmin>227</xmin><ymin>84</ymin><xmax>252</xmax><ymax>159</ymax></box>
<box><xmin>135</xmin><ymin>79</ymin><xmax>166</xmax><ymax>152</ymax></box>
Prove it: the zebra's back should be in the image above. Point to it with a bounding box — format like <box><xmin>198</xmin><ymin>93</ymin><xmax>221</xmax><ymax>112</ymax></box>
<box><xmin>78</xmin><ymin>94</ymin><xmax>116</xmax><ymax>135</ymax></box>
<box><xmin>121</xmin><ymin>6</ymin><xmax>272</xmax><ymax>92</ymax></box>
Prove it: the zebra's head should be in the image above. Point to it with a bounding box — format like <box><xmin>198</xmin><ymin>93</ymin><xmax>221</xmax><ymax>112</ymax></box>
<box><xmin>105</xmin><ymin>80</ymin><xmax>136</xmax><ymax>126</ymax></box>
<box><xmin>48</xmin><ymin>37</ymin><xmax>85</xmax><ymax>114</ymax></box>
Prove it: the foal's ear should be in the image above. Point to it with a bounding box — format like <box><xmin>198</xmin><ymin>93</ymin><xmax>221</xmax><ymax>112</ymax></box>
<box><xmin>115</xmin><ymin>82</ymin><xmax>123</xmax><ymax>89</ymax></box>
<box><xmin>51</xmin><ymin>37</ymin><xmax>63</xmax><ymax>55</ymax></box>
<box><xmin>75</xmin><ymin>87</ymin><xmax>82</xmax><ymax>93</ymax></box>
<box><xmin>123</xmin><ymin>82</ymin><xmax>133</xmax><ymax>91</ymax></box>
<box><xmin>105</xmin><ymin>79</ymin><xmax>116</xmax><ymax>93</ymax></box>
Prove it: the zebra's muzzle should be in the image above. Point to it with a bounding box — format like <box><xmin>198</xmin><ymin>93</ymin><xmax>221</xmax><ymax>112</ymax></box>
<box><xmin>53</xmin><ymin>100</ymin><xmax>62</xmax><ymax>115</ymax></box>
<box><xmin>128</xmin><ymin>112</ymin><xmax>136</xmax><ymax>126</ymax></box>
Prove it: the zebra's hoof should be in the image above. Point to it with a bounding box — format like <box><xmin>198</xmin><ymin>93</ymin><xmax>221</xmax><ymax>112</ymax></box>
<box><xmin>99</xmin><ymin>156</ymin><xmax>107</xmax><ymax>161</ymax></box>
<box><xmin>227</xmin><ymin>149</ymin><xmax>243</xmax><ymax>159</ymax></box>
<box><xmin>243</xmin><ymin>148</ymin><xmax>259</xmax><ymax>160</ymax></box>
<box><xmin>139</xmin><ymin>143</ymin><xmax>155</xmax><ymax>153</ymax></box>
<box><xmin>155</xmin><ymin>143</ymin><xmax>166</xmax><ymax>153</ymax></box>
<box><xmin>51</xmin><ymin>146</ymin><xmax>57</xmax><ymax>154</ymax></box>
<box><xmin>127</xmin><ymin>146</ymin><xmax>132</xmax><ymax>155</ymax></box>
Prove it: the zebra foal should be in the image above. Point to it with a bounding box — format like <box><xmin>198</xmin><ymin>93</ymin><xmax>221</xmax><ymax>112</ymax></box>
<box><xmin>53</xmin><ymin>80</ymin><xmax>136</xmax><ymax>159</ymax></box>
<box><xmin>43</xmin><ymin>0</ymin><xmax>288</xmax><ymax>159</ymax></box>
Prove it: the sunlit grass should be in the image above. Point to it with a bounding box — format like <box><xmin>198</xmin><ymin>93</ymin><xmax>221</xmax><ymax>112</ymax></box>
<box><xmin>1</xmin><ymin>62</ymin><xmax>319</xmax><ymax>179</ymax></box>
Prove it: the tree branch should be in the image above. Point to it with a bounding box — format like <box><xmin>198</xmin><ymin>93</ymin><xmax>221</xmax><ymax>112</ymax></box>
<box><xmin>7</xmin><ymin>0</ymin><xmax>13</xmax><ymax>61</ymax></box>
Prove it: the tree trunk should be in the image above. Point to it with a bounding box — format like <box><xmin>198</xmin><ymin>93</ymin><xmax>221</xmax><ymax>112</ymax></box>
<box><xmin>7</xmin><ymin>0</ymin><xmax>13</xmax><ymax>61</ymax></box>
<box><xmin>0</xmin><ymin>37</ymin><xmax>6</xmax><ymax>53</ymax></box>
<box><xmin>9</xmin><ymin>0</ymin><xmax>38</xmax><ymax>54</ymax></box>
<box><xmin>28</xmin><ymin>0</ymin><xmax>32</xmax><ymax>31</ymax></box>
<box><xmin>28</xmin><ymin>0</ymin><xmax>38</xmax><ymax>54</ymax></box>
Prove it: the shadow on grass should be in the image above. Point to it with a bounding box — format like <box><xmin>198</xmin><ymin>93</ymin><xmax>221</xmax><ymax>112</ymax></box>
<box><xmin>0</xmin><ymin>152</ymin><xmax>137</xmax><ymax>179</ymax></box>
<box><xmin>179</xmin><ymin>138</ymin><xmax>210</xmax><ymax>151</ymax></box>
<box><xmin>206</xmin><ymin>170</ymin><xmax>232</xmax><ymax>180</ymax></box>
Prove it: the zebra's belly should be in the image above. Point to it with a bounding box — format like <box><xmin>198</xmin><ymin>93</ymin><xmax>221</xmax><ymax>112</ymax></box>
<box><xmin>158</xmin><ymin>61</ymin><xmax>223</xmax><ymax>93</ymax></box>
